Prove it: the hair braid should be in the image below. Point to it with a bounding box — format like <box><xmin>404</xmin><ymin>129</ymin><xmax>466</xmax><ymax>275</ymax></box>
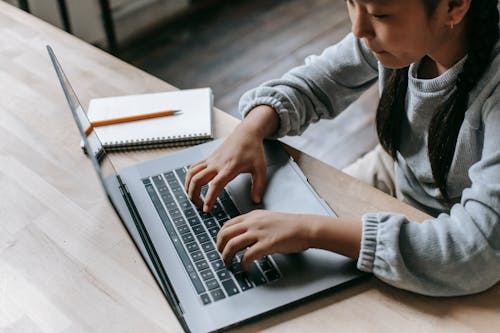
<box><xmin>428</xmin><ymin>0</ymin><xmax>499</xmax><ymax>201</ymax></box>
<box><xmin>376</xmin><ymin>67</ymin><xmax>409</xmax><ymax>159</ymax></box>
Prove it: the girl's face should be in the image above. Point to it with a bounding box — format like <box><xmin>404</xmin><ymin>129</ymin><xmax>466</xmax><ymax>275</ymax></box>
<box><xmin>346</xmin><ymin>0</ymin><xmax>449</xmax><ymax>68</ymax></box>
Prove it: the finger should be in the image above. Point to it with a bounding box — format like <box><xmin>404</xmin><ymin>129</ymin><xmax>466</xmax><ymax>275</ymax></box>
<box><xmin>221</xmin><ymin>233</ymin><xmax>256</xmax><ymax>267</ymax></box>
<box><xmin>216</xmin><ymin>218</ymin><xmax>246</xmax><ymax>252</ymax></box>
<box><xmin>219</xmin><ymin>214</ymin><xmax>245</xmax><ymax>230</ymax></box>
<box><xmin>187</xmin><ymin>167</ymin><xmax>217</xmax><ymax>208</ymax></box>
<box><xmin>240</xmin><ymin>243</ymin><xmax>268</xmax><ymax>271</ymax></box>
<box><xmin>184</xmin><ymin>161</ymin><xmax>207</xmax><ymax>192</ymax></box>
<box><xmin>251</xmin><ymin>165</ymin><xmax>266</xmax><ymax>204</ymax></box>
<box><xmin>203</xmin><ymin>169</ymin><xmax>237</xmax><ymax>212</ymax></box>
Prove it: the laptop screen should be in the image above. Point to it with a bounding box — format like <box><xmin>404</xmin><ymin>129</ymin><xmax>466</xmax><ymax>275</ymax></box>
<box><xmin>47</xmin><ymin>45</ymin><xmax>118</xmax><ymax>193</ymax></box>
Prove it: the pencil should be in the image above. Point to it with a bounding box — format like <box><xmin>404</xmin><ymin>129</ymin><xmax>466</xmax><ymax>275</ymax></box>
<box><xmin>84</xmin><ymin>109</ymin><xmax>181</xmax><ymax>136</ymax></box>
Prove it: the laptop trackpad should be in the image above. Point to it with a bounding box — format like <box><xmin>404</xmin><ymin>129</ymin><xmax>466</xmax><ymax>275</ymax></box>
<box><xmin>226</xmin><ymin>161</ymin><xmax>332</xmax><ymax>216</ymax></box>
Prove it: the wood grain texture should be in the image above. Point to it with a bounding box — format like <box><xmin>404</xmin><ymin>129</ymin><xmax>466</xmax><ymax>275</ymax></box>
<box><xmin>1</xmin><ymin>2</ymin><xmax>499</xmax><ymax>333</ymax></box>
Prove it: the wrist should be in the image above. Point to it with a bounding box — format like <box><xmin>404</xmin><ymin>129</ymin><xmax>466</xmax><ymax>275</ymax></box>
<box><xmin>241</xmin><ymin>105</ymin><xmax>279</xmax><ymax>139</ymax></box>
<box><xmin>306</xmin><ymin>215</ymin><xmax>363</xmax><ymax>259</ymax></box>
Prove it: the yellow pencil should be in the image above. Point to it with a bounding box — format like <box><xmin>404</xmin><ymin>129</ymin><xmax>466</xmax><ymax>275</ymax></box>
<box><xmin>85</xmin><ymin>109</ymin><xmax>181</xmax><ymax>136</ymax></box>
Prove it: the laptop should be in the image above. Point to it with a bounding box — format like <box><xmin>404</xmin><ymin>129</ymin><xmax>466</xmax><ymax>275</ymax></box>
<box><xmin>48</xmin><ymin>46</ymin><xmax>364</xmax><ymax>333</ymax></box>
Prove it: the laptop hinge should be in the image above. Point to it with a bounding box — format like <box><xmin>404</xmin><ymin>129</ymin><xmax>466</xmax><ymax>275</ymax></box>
<box><xmin>116</xmin><ymin>175</ymin><xmax>186</xmax><ymax>318</ymax></box>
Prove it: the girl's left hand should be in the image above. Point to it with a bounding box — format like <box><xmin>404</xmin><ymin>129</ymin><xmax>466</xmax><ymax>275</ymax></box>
<box><xmin>216</xmin><ymin>210</ymin><xmax>312</xmax><ymax>271</ymax></box>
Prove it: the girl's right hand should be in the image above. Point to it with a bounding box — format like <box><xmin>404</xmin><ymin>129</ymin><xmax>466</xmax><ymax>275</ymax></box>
<box><xmin>185</xmin><ymin>117</ymin><xmax>271</xmax><ymax>213</ymax></box>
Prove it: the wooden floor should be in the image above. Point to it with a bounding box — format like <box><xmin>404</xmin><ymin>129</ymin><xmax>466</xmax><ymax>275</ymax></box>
<box><xmin>120</xmin><ymin>0</ymin><xmax>351</xmax><ymax>119</ymax></box>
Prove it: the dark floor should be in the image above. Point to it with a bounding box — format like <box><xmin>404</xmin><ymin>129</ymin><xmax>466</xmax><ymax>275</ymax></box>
<box><xmin>120</xmin><ymin>0</ymin><xmax>351</xmax><ymax>118</ymax></box>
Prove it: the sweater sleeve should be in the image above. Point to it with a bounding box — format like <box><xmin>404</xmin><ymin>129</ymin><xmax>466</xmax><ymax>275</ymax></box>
<box><xmin>357</xmin><ymin>95</ymin><xmax>500</xmax><ymax>296</ymax></box>
<box><xmin>238</xmin><ymin>33</ymin><xmax>379</xmax><ymax>138</ymax></box>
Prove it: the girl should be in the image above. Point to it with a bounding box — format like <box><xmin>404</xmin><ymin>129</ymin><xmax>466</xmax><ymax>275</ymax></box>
<box><xmin>184</xmin><ymin>0</ymin><xmax>500</xmax><ymax>296</ymax></box>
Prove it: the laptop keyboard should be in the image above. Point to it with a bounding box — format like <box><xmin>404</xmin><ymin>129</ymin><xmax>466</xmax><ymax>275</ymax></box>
<box><xmin>142</xmin><ymin>166</ymin><xmax>281</xmax><ymax>305</ymax></box>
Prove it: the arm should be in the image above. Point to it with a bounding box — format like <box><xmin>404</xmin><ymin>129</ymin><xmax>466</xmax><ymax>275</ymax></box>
<box><xmin>186</xmin><ymin>34</ymin><xmax>378</xmax><ymax>210</ymax></box>
<box><xmin>216</xmin><ymin>211</ymin><xmax>363</xmax><ymax>271</ymax></box>
<box><xmin>239</xmin><ymin>33</ymin><xmax>379</xmax><ymax>138</ymax></box>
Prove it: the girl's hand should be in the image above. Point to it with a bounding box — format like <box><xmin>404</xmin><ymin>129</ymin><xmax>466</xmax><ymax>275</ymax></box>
<box><xmin>216</xmin><ymin>210</ymin><xmax>313</xmax><ymax>271</ymax></box>
<box><xmin>185</xmin><ymin>124</ymin><xmax>267</xmax><ymax>212</ymax></box>
<box><xmin>185</xmin><ymin>105</ymin><xmax>279</xmax><ymax>212</ymax></box>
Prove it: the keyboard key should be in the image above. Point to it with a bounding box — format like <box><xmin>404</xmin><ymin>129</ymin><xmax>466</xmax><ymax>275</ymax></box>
<box><xmin>213</xmin><ymin>210</ymin><xmax>227</xmax><ymax>221</ymax></box>
<box><xmin>160</xmin><ymin>192</ymin><xmax>173</xmax><ymax>202</ymax></box>
<box><xmin>172</xmin><ymin>217</ymin><xmax>185</xmax><ymax>226</ymax></box>
<box><xmin>218</xmin><ymin>218</ymin><xmax>229</xmax><ymax>226</ymax></box>
<box><xmin>212</xmin><ymin>201</ymin><xmax>224</xmax><ymax>214</ymax></box>
<box><xmin>210</xmin><ymin>288</ymin><xmax>225</xmax><ymax>302</ymax></box>
<box><xmin>207</xmin><ymin>226</ymin><xmax>220</xmax><ymax>238</ymax></box>
<box><xmin>201</xmin><ymin>241</ymin><xmax>215</xmax><ymax>252</ymax></box>
<box><xmin>165</xmin><ymin>201</ymin><xmax>177</xmax><ymax>210</ymax></box>
<box><xmin>170</xmin><ymin>208</ymin><xmax>182</xmax><ymax>219</ymax></box>
<box><xmin>257</xmin><ymin>257</ymin><xmax>273</xmax><ymax>271</ymax></box>
<box><xmin>178</xmin><ymin>199</ymin><xmax>191</xmax><ymax>210</ymax></box>
<box><xmin>188</xmin><ymin>271</ymin><xmax>205</xmax><ymax>294</ymax></box>
<box><xmin>216</xmin><ymin>269</ymin><xmax>231</xmax><ymax>281</ymax></box>
<box><xmin>221</xmin><ymin>279</ymin><xmax>240</xmax><ymax>296</ymax></box>
<box><xmin>191</xmin><ymin>225</ymin><xmax>205</xmax><ymax>235</ymax></box>
<box><xmin>234</xmin><ymin>273</ymin><xmax>253</xmax><ymax>291</ymax></box>
<box><xmin>195</xmin><ymin>259</ymin><xmax>209</xmax><ymax>271</ymax></box>
<box><xmin>203</xmin><ymin>218</ymin><xmax>218</xmax><ymax>229</ymax></box>
<box><xmin>229</xmin><ymin>261</ymin><xmax>243</xmax><ymax>275</ymax></box>
<box><xmin>175</xmin><ymin>167</ymin><xmax>187</xmax><ymax>185</ymax></box>
<box><xmin>218</xmin><ymin>189</ymin><xmax>231</xmax><ymax>201</ymax></box>
<box><xmin>200</xmin><ymin>269</ymin><xmax>214</xmax><ymax>281</ymax></box>
<box><xmin>199</xmin><ymin>211</ymin><xmax>213</xmax><ymax>220</ymax></box>
<box><xmin>186</xmin><ymin>242</ymin><xmax>200</xmax><ymax>253</ymax></box>
<box><xmin>163</xmin><ymin>171</ymin><xmax>176</xmax><ymax>180</ymax></box>
<box><xmin>211</xmin><ymin>260</ymin><xmax>225</xmax><ymax>271</ymax></box>
<box><xmin>181</xmin><ymin>233</ymin><xmax>195</xmax><ymax>243</ymax></box>
<box><xmin>206</xmin><ymin>279</ymin><xmax>220</xmax><ymax>290</ymax></box>
<box><xmin>264</xmin><ymin>269</ymin><xmax>281</xmax><ymax>282</ymax></box>
<box><xmin>196</xmin><ymin>232</ymin><xmax>210</xmax><ymax>244</ymax></box>
<box><xmin>152</xmin><ymin>175</ymin><xmax>167</xmax><ymax>187</ymax></box>
<box><xmin>247</xmin><ymin>263</ymin><xmax>267</xmax><ymax>286</ymax></box>
<box><xmin>206</xmin><ymin>251</ymin><xmax>220</xmax><ymax>262</ymax></box>
<box><xmin>187</xmin><ymin>217</ymin><xmax>200</xmax><ymax>226</ymax></box>
<box><xmin>171</xmin><ymin>186</ymin><xmax>183</xmax><ymax>195</ymax></box>
<box><xmin>190</xmin><ymin>250</ymin><xmax>203</xmax><ymax>262</ymax></box>
<box><xmin>177</xmin><ymin>224</ymin><xmax>190</xmax><ymax>235</ymax></box>
<box><xmin>200</xmin><ymin>293</ymin><xmax>211</xmax><ymax>305</ymax></box>
<box><xmin>184</xmin><ymin>208</ymin><xmax>196</xmax><ymax>218</ymax></box>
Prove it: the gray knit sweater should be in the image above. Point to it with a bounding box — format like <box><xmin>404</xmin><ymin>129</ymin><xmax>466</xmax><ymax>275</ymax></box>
<box><xmin>239</xmin><ymin>33</ymin><xmax>500</xmax><ymax>296</ymax></box>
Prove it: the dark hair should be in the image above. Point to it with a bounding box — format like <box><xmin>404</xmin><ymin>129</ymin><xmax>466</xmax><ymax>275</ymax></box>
<box><xmin>376</xmin><ymin>0</ymin><xmax>499</xmax><ymax>203</ymax></box>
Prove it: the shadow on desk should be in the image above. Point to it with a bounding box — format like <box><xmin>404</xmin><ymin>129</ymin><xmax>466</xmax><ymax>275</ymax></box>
<box><xmin>232</xmin><ymin>276</ymin><xmax>373</xmax><ymax>332</ymax></box>
<box><xmin>373</xmin><ymin>279</ymin><xmax>500</xmax><ymax>321</ymax></box>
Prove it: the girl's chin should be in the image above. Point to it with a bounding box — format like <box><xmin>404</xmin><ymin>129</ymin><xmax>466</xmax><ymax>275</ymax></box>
<box><xmin>375</xmin><ymin>53</ymin><xmax>412</xmax><ymax>69</ymax></box>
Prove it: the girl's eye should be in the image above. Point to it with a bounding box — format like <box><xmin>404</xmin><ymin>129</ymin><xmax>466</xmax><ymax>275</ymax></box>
<box><xmin>371</xmin><ymin>14</ymin><xmax>389</xmax><ymax>19</ymax></box>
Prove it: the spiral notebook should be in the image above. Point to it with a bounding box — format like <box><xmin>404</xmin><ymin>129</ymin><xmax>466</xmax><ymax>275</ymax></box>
<box><xmin>83</xmin><ymin>88</ymin><xmax>213</xmax><ymax>155</ymax></box>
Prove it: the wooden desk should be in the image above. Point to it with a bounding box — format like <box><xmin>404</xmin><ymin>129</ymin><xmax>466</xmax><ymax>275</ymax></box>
<box><xmin>1</xmin><ymin>3</ymin><xmax>498</xmax><ymax>332</ymax></box>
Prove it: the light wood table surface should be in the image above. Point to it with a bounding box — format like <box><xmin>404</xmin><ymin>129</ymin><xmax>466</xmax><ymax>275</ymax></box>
<box><xmin>1</xmin><ymin>3</ymin><xmax>498</xmax><ymax>332</ymax></box>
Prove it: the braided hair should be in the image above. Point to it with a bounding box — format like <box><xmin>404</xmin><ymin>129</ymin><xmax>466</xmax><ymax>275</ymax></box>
<box><xmin>376</xmin><ymin>0</ymin><xmax>499</xmax><ymax>203</ymax></box>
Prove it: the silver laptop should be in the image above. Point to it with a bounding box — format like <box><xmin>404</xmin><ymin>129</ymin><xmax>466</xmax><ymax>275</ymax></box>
<box><xmin>48</xmin><ymin>46</ymin><xmax>364</xmax><ymax>333</ymax></box>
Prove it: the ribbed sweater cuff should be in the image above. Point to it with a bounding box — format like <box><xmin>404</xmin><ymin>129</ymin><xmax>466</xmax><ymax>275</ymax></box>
<box><xmin>240</xmin><ymin>96</ymin><xmax>287</xmax><ymax>138</ymax></box>
<box><xmin>357</xmin><ymin>212</ymin><xmax>380</xmax><ymax>273</ymax></box>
